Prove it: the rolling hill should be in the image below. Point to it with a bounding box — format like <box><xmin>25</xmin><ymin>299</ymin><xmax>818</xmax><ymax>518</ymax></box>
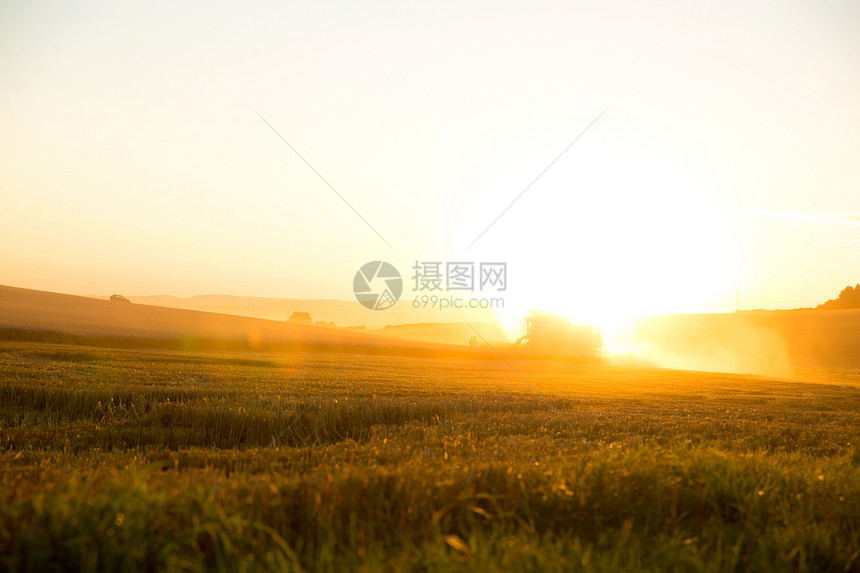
<box><xmin>0</xmin><ymin>285</ymin><xmax>478</xmax><ymax>356</ymax></box>
<box><xmin>105</xmin><ymin>294</ymin><xmax>498</xmax><ymax>331</ymax></box>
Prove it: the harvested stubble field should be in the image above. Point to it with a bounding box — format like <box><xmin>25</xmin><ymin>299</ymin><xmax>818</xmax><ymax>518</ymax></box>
<box><xmin>1</xmin><ymin>341</ymin><xmax>859</xmax><ymax>572</ymax></box>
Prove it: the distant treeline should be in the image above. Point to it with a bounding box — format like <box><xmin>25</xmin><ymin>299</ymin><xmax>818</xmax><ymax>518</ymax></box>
<box><xmin>817</xmin><ymin>284</ymin><xmax>860</xmax><ymax>310</ymax></box>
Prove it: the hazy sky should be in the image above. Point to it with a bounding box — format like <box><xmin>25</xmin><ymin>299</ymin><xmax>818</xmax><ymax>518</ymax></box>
<box><xmin>2</xmin><ymin>0</ymin><xmax>858</xmax><ymax>323</ymax></box>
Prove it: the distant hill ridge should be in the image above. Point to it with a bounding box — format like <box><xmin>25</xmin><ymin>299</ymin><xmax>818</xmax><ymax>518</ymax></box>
<box><xmin>0</xmin><ymin>285</ymin><xmax>483</xmax><ymax>357</ymax></box>
<box><xmin>111</xmin><ymin>294</ymin><xmax>497</xmax><ymax>331</ymax></box>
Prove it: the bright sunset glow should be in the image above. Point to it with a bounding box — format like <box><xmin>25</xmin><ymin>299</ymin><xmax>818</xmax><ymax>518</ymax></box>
<box><xmin>2</xmin><ymin>0</ymin><xmax>858</xmax><ymax>325</ymax></box>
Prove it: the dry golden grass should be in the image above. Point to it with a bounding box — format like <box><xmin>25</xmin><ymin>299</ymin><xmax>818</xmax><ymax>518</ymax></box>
<box><xmin>1</xmin><ymin>339</ymin><xmax>859</xmax><ymax>571</ymax></box>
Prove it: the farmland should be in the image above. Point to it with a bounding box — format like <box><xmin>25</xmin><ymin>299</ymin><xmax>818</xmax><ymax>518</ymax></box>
<box><xmin>1</xmin><ymin>340</ymin><xmax>859</xmax><ymax>571</ymax></box>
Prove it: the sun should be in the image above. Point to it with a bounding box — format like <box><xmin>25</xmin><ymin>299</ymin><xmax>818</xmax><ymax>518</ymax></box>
<box><xmin>489</xmin><ymin>144</ymin><xmax>738</xmax><ymax>342</ymax></box>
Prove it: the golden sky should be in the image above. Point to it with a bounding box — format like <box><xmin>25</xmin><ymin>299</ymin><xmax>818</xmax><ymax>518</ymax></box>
<box><xmin>1</xmin><ymin>0</ymin><xmax>858</xmax><ymax>323</ymax></box>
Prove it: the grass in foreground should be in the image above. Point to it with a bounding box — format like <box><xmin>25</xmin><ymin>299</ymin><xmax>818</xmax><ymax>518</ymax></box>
<box><xmin>0</xmin><ymin>341</ymin><xmax>859</xmax><ymax>572</ymax></box>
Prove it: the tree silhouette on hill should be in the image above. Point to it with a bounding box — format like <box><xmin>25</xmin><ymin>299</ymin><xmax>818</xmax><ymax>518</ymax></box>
<box><xmin>287</xmin><ymin>312</ymin><xmax>312</xmax><ymax>325</ymax></box>
<box><xmin>817</xmin><ymin>284</ymin><xmax>860</xmax><ymax>309</ymax></box>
